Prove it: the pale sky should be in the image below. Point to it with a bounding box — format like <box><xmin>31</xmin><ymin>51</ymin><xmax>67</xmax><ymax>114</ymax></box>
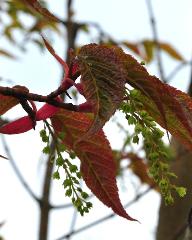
<box><xmin>0</xmin><ymin>1</ymin><xmax>192</xmax><ymax>239</ymax></box>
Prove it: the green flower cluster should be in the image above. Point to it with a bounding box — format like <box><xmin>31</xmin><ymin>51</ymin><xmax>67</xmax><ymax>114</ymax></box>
<box><xmin>121</xmin><ymin>89</ymin><xmax>186</xmax><ymax>204</ymax></box>
<box><xmin>39</xmin><ymin>123</ymin><xmax>92</xmax><ymax>216</ymax></box>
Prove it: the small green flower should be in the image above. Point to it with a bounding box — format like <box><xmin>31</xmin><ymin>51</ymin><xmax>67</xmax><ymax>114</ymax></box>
<box><xmin>132</xmin><ymin>135</ymin><xmax>139</xmax><ymax>144</ymax></box>
<box><xmin>56</xmin><ymin>156</ymin><xmax>64</xmax><ymax>166</ymax></box>
<box><xmin>81</xmin><ymin>192</ymin><xmax>89</xmax><ymax>199</ymax></box>
<box><xmin>63</xmin><ymin>178</ymin><xmax>72</xmax><ymax>188</ymax></box>
<box><xmin>175</xmin><ymin>187</ymin><xmax>186</xmax><ymax>197</ymax></box>
<box><xmin>69</xmin><ymin>164</ymin><xmax>78</xmax><ymax>173</ymax></box>
<box><xmin>43</xmin><ymin>146</ymin><xmax>51</xmax><ymax>154</ymax></box>
<box><xmin>65</xmin><ymin>188</ymin><xmax>72</xmax><ymax>197</ymax></box>
<box><xmin>53</xmin><ymin>171</ymin><xmax>60</xmax><ymax>180</ymax></box>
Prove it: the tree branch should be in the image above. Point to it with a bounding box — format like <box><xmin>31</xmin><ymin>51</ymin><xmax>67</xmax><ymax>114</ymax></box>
<box><xmin>1</xmin><ymin>135</ymin><xmax>40</xmax><ymax>202</ymax></box>
<box><xmin>0</xmin><ymin>86</ymin><xmax>87</xmax><ymax>112</ymax></box>
<box><xmin>38</xmin><ymin>141</ymin><xmax>56</xmax><ymax>240</ymax></box>
<box><xmin>166</xmin><ymin>61</ymin><xmax>190</xmax><ymax>82</ymax></box>
<box><xmin>145</xmin><ymin>0</ymin><xmax>166</xmax><ymax>82</ymax></box>
<box><xmin>56</xmin><ymin>186</ymin><xmax>153</xmax><ymax>240</ymax></box>
<box><xmin>38</xmin><ymin>1</ymin><xmax>78</xmax><ymax>240</ymax></box>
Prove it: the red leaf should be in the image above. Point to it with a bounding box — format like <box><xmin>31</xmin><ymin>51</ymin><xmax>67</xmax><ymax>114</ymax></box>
<box><xmin>42</xmin><ymin>37</ymin><xmax>80</xmax><ymax>92</ymax></box>
<box><xmin>137</xmin><ymin>83</ymin><xmax>192</xmax><ymax>149</ymax></box>
<box><xmin>77</xmin><ymin>44</ymin><xmax>126</xmax><ymax>139</ymax></box>
<box><xmin>0</xmin><ymin>95</ymin><xmax>19</xmax><ymax>116</ymax></box>
<box><xmin>0</xmin><ymin>85</ymin><xmax>31</xmax><ymax>116</ymax></box>
<box><xmin>69</xmin><ymin>58</ymin><xmax>81</xmax><ymax>81</ymax></box>
<box><xmin>36</xmin><ymin>103</ymin><xmax>59</xmax><ymax>121</ymax></box>
<box><xmin>51</xmin><ymin>109</ymin><xmax>136</xmax><ymax>221</ymax></box>
<box><xmin>0</xmin><ymin>86</ymin><xmax>34</xmax><ymax>134</ymax></box>
<box><xmin>22</xmin><ymin>0</ymin><xmax>59</xmax><ymax>22</ymax></box>
<box><xmin>119</xmin><ymin>50</ymin><xmax>192</xmax><ymax>149</ymax></box>
<box><xmin>0</xmin><ymin>103</ymin><xmax>59</xmax><ymax>134</ymax></box>
<box><xmin>0</xmin><ymin>116</ymin><xmax>33</xmax><ymax>134</ymax></box>
<box><xmin>122</xmin><ymin>41</ymin><xmax>140</xmax><ymax>56</ymax></box>
<box><xmin>42</xmin><ymin>37</ymin><xmax>69</xmax><ymax>75</ymax></box>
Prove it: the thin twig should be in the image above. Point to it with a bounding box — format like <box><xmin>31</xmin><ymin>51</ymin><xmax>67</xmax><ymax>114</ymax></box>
<box><xmin>38</xmin><ymin>141</ymin><xmax>56</xmax><ymax>240</ymax></box>
<box><xmin>66</xmin><ymin>209</ymin><xmax>78</xmax><ymax>240</ymax></box>
<box><xmin>187</xmin><ymin>56</ymin><xmax>192</xmax><ymax>97</ymax></box>
<box><xmin>166</xmin><ymin>61</ymin><xmax>189</xmax><ymax>82</ymax></box>
<box><xmin>145</xmin><ymin>0</ymin><xmax>166</xmax><ymax>82</ymax></box>
<box><xmin>51</xmin><ymin>194</ymin><xmax>94</xmax><ymax>210</ymax></box>
<box><xmin>38</xmin><ymin>1</ymin><xmax>78</xmax><ymax>239</ymax></box>
<box><xmin>1</xmin><ymin>135</ymin><xmax>40</xmax><ymax>202</ymax></box>
<box><xmin>56</xmin><ymin>186</ymin><xmax>153</xmax><ymax>240</ymax></box>
<box><xmin>0</xmin><ymin>86</ymin><xmax>88</xmax><ymax>112</ymax></box>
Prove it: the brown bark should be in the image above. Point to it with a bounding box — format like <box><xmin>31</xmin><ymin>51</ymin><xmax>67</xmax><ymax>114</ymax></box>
<box><xmin>38</xmin><ymin>142</ymin><xmax>55</xmax><ymax>240</ymax></box>
<box><xmin>156</xmin><ymin>71</ymin><xmax>192</xmax><ymax>240</ymax></box>
<box><xmin>156</xmin><ymin>140</ymin><xmax>192</xmax><ymax>240</ymax></box>
<box><xmin>38</xmin><ymin>1</ymin><xmax>80</xmax><ymax>239</ymax></box>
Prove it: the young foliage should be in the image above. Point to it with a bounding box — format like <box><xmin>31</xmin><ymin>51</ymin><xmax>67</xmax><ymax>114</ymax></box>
<box><xmin>122</xmin><ymin>40</ymin><xmax>184</xmax><ymax>62</ymax></box>
<box><xmin>116</xmin><ymin>49</ymin><xmax>192</xmax><ymax>150</ymax></box>
<box><xmin>0</xmin><ymin>1</ymin><xmax>60</xmax><ymax>53</ymax></box>
<box><xmin>76</xmin><ymin>44</ymin><xmax>126</xmax><ymax>139</ymax></box>
<box><xmin>22</xmin><ymin>0</ymin><xmax>59</xmax><ymax>22</ymax></box>
<box><xmin>1</xmin><ymin>39</ymin><xmax>192</xmax><ymax>220</ymax></box>
<box><xmin>0</xmin><ymin>103</ymin><xmax>58</xmax><ymax>134</ymax></box>
<box><xmin>51</xmin><ymin>109</ymin><xmax>136</xmax><ymax>221</ymax></box>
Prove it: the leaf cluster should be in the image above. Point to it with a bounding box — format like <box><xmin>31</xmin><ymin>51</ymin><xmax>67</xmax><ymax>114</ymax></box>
<box><xmin>0</xmin><ymin>0</ymin><xmax>192</xmax><ymax>221</ymax></box>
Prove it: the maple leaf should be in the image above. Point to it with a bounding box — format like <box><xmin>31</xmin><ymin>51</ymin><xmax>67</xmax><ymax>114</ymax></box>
<box><xmin>51</xmin><ymin>109</ymin><xmax>137</xmax><ymax>221</ymax></box>
<box><xmin>76</xmin><ymin>44</ymin><xmax>126</xmax><ymax>139</ymax></box>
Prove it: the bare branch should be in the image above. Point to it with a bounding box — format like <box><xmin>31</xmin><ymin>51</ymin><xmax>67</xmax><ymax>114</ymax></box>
<box><xmin>66</xmin><ymin>209</ymin><xmax>78</xmax><ymax>240</ymax></box>
<box><xmin>56</xmin><ymin>186</ymin><xmax>153</xmax><ymax>240</ymax></box>
<box><xmin>1</xmin><ymin>135</ymin><xmax>40</xmax><ymax>202</ymax></box>
<box><xmin>187</xmin><ymin>57</ymin><xmax>192</xmax><ymax>97</ymax></box>
<box><xmin>51</xmin><ymin>194</ymin><xmax>94</xmax><ymax>210</ymax></box>
<box><xmin>145</xmin><ymin>0</ymin><xmax>166</xmax><ymax>82</ymax></box>
<box><xmin>0</xmin><ymin>86</ymin><xmax>88</xmax><ymax>112</ymax></box>
<box><xmin>166</xmin><ymin>61</ymin><xmax>190</xmax><ymax>82</ymax></box>
<box><xmin>38</xmin><ymin>141</ymin><xmax>56</xmax><ymax>240</ymax></box>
